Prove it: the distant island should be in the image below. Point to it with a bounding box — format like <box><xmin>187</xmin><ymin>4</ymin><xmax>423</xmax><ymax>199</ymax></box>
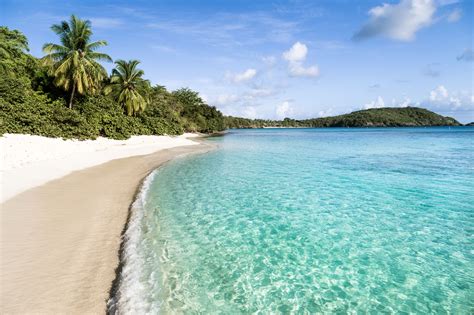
<box><xmin>225</xmin><ymin>107</ymin><xmax>462</xmax><ymax>129</ymax></box>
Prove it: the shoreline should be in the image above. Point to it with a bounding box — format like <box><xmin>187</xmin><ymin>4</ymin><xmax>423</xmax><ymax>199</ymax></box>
<box><xmin>107</xmin><ymin>139</ymin><xmax>217</xmax><ymax>313</ymax></box>
<box><xmin>0</xmin><ymin>140</ymin><xmax>215</xmax><ymax>313</ymax></box>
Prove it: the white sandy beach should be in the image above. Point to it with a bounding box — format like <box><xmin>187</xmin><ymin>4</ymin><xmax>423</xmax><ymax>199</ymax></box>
<box><xmin>0</xmin><ymin>133</ymin><xmax>213</xmax><ymax>313</ymax></box>
<box><xmin>0</xmin><ymin>133</ymin><xmax>198</xmax><ymax>203</ymax></box>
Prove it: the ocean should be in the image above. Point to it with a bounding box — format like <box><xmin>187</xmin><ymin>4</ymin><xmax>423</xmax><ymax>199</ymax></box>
<box><xmin>115</xmin><ymin>127</ymin><xmax>473</xmax><ymax>313</ymax></box>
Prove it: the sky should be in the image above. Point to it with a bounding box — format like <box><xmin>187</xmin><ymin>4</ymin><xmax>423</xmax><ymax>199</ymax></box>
<box><xmin>2</xmin><ymin>0</ymin><xmax>473</xmax><ymax>122</ymax></box>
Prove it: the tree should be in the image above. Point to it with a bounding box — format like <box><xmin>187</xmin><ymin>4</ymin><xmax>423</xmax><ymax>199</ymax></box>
<box><xmin>172</xmin><ymin>88</ymin><xmax>204</xmax><ymax>108</ymax></box>
<box><xmin>105</xmin><ymin>59</ymin><xmax>150</xmax><ymax>116</ymax></box>
<box><xmin>42</xmin><ymin>15</ymin><xmax>112</xmax><ymax>109</ymax></box>
<box><xmin>172</xmin><ymin>88</ymin><xmax>225</xmax><ymax>132</ymax></box>
<box><xmin>0</xmin><ymin>27</ymin><xmax>30</xmax><ymax>75</ymax></box>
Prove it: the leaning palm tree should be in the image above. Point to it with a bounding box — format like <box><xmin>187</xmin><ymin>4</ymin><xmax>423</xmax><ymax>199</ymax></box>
<box><xmin>42</xmin><ymin>15</ymin><xmax>112</xmax><ymax>108</ymax></box>
<box><xmin>105</xmin><ymin>60</ymin><xmax>150</xmax><ymax>116</ymax></box>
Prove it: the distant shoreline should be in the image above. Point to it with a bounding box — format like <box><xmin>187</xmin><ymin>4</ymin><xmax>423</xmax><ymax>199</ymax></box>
<box><xmin>0</xmin><ymin>137</ymin><xmax>214</xmax><ymax>313</ymax></box>
<box><xmin>241</xmin><ymin>125</ymin><xmax>474</xmax><ymax>129</ymax></box>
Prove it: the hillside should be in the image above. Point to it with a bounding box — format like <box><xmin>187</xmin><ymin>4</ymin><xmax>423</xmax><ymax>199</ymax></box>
<box><xmin>225</xmin><ymin>107</ymin><xmax>461</xmax><ymax>129</ymax></box>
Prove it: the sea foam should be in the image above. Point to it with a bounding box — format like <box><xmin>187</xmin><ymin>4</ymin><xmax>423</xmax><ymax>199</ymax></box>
<box><xmin>108</xmin><ymin>170</ymin><xmax>158</xmax><ymax>314</ymax></box>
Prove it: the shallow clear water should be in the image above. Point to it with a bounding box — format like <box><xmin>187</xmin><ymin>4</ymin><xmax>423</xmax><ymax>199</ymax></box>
<box><xmin>120</xmin><ymin>128</ymin><xmax>474</xmax><ymax>313</ymax></box>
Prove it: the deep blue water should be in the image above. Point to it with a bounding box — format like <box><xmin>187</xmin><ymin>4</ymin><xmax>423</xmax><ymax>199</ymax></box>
<box><xmin>118</xmin><ymin>127</ymin><xmax>474</xmax><ymax>313</ymax></box>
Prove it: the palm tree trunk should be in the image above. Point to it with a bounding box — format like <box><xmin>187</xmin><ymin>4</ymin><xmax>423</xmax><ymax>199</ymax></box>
<box><xmin>68</xmin><ymin>83</ymin><xmax>76</xmax><ymax>109</ymax></box>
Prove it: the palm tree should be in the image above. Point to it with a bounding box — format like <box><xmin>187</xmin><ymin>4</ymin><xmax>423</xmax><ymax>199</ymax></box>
<box><xmin>42</xmin><ymin>15</ymin><xmax>112</xmax><ymax>109</ymax></box>
<box><xmin>105</xmin><ymin>60</ymin><xmax>150</xmax><ymax>116</ymax></box>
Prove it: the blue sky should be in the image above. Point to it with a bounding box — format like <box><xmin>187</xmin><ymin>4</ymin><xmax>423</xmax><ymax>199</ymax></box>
<box><xmin>2</xmin><ymin>0</ymin><xmax>473</xmax><ymax>122</ymax></box>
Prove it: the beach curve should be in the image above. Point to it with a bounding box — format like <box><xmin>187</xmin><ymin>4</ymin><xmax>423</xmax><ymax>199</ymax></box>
<box><xmin>0</xmin><ymin>138</ymin><xmax>214</xmax><ymax>313</ymax></box>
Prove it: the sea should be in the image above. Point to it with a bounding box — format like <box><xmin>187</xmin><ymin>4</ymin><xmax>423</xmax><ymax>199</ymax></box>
<box><xmin>113</xmin><ymin>127</ymin><xmax>473</xmax><ymax>314</ymax></box>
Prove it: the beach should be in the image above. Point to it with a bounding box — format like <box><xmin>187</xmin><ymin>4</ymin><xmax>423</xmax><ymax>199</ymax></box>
<box><xmin>0</xmin><ymin>134</ymin><xmax>212</xmax><ymax>313</ymax></box>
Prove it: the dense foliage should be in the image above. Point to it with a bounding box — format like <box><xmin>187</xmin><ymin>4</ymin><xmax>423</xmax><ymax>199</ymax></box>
<box><xmin>0</xmin><ymin>22</ymin><xmax>226</xmax><ymax>139</ymax></box>
<box><xmin>225</xmin><ymin>107</ymin><xmax>461</xmax><ymax>128</ymax></box>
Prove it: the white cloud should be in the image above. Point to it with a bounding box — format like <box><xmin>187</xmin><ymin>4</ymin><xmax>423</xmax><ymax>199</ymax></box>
<box><xmin>227</xmin><ymin>68</ymin><xmax>257</xmax><ymax>83</ymax></box>
<box><xmin>282</xmin><ymin>42</ymin><xmax>320</xmax><ymax>78</ymax></box>
<box><xmin>430</xmin><ymin>85</ymin><xmax>449</xmax><ymax>101</ymax></box>
<box><xmin>283</xmin><ymin>42</ymin><xmax>308</xmax><ymax>62</ymax></box>
<box><xmin>353</xmin><ymin>0</ymin><xmax>436</xmax><ymax>41</ymax></box>
<box><xmin>364</xmin><ymin>96</ymin><xmax>385</xmax><ymax>109</ymax></box>
<box><xmin>88</xmin><ymin>17</ymin><xmax>123</xmax><ymax>28</ymax></box>
<box><xmin>447</xmin><ymin>8</ymin><xmax>462</xmax><ymax>22</ymax></box>
<box><xmin>396</xmin><ymin>97</ymin><xmax>414</xmax><ymax>107</ymax></box>
<box><xmin>288</xmin><ymin>63</ymin><xmax>319</xmax><ymax>77</ymax></box>
<box><xmin>276</xmin><ymin>101</ymin><xmax>294</xmax><ymax>118</ymax></box>
<box><xmin>427</xmin><ymin>85</ymin><xmax>474</xmax><ymax>112</ymax></box>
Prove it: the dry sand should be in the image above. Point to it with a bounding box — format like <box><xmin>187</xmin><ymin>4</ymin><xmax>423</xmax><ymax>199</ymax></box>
<box><xmin>0</xmin><ymin>142</ymin><xmax>213</xmax><ymax>313</ymax></box>
<box><xmin>1</xmin><ymin>133</ymin><xmax>199</xmax><ymax>203</ymax></box>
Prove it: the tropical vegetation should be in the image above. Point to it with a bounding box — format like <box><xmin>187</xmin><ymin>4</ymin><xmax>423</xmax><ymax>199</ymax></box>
<box><xmin>0</xmin><ymin>16</ymin><xmax>225</xmax><ymax>139</ymax></box>
<box><xmin>0</xmin><ymin>16</ymin><xmax>464</xmax><ymax>140</ymax></box>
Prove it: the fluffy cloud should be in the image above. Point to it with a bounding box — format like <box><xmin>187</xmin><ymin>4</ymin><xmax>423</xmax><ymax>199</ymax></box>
<box><xmin>457</xmin><ymin>49</ymin><xmax>474</xmax><ymax>62</ymax></box>
<box><xmin>282</xmin><ymin>42</ymin><xmax>319</xmax><ymax>78</ymax></box>
<box><xmin>283</xmin><ymin>42</ymin><xmax>308</xmax><ymax>62</ymax></box>
<box><xmin>429</xmin><ymin>85</ymin><xmax>449</xmax><ymax>101</ymax></box>
<box><xmin>364</xmin><ymin>96</ymin><xmax>385</xmax><ymax>109</ymax></box>
<box><xmin>228</xmin><ymin>68</ymin><xmax>257</xmax><ymax>83</ymax></box>
<box><xmin>424</xmin><ymin>85</ymin><xmax>474</xmax><ymax>122</ymax></box>
<box><xmin>427</xmin><ymin>85</ymin><xmax>474</xmax><ymax>111</ymax></box>
<box><xmin>353</xmin><ymin>0</ymin><xmax>436</xmax><ymax>41</ymax></box>
<box><xmin>276</xmin><ymin>101</ymin><xmax>294</xmax><ymax>118</ymax></box>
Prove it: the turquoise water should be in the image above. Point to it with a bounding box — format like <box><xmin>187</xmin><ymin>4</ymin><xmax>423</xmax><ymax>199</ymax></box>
<box><xmin>117</xmin><ymin>128</ymin><xmax>474</xmax><ymax>314</ymax></box>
